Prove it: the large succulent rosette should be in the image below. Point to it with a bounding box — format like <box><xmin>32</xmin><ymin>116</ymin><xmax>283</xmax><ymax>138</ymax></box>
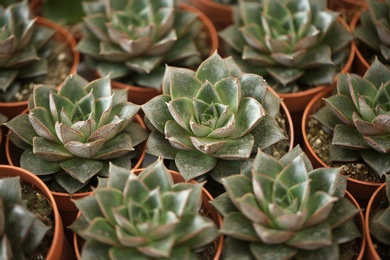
<box><xmin>0</xmin><ymin>0</ymin><xmax>56</xmax><ymax>101</ymax></box>
<box><xmin>78</xmin><ymin>0</ymin><xmax>206</xmax><ymax>90</ymax></box>
<box><xmin>70</xmin><ymin>159</ymin><xmax>219</xmax><ymax>259</ymax></box>
<box><xmin>5</xmin><ymin>74</ymin><xmax>148</xmax><ymax>194</ymax></box>
<box><xmin>211</xmin><ymin>146</ymin><xmax>361</xmax><ymax>259</ymax></box>
<box><xmin>142</xmin><ymin>51</ymin><xmax>287</xmax><ymax>181</ymax></box>
<box><xmin>220</xmin><ymin>0</ymin><xmax>352</xmax><ymax>93</ymax></box>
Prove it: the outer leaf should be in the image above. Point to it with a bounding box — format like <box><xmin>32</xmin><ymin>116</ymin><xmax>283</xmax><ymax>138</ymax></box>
<box><xmin>174</xmin><ymin>150</ymin><xmax>217</xmax><ymax>180</ymax></box>
<box><xmin>221</xmin><ymin>212</ymin><xmax>261</xmax><ymax>242</ymax></box>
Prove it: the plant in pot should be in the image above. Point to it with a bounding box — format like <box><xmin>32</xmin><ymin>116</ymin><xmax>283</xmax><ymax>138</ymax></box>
<box><xmin>3</xmin><ymin>74</ymin><xmax>149</xmax><ymax>228</ymax></box>
<box><xmin>69</xmin><ymin>159</ymin><xmax>222</xmax><ymax>259</ymax></box>
<box><xmin>0</xmin><ymin>164</ymin><xmax>74</xmax><ymax>260</ymax></box>
<box><xmin>353</xmin><ymin>0</ymin><xmax>390</xmax><ymax>75</ymax></box>
<box><xmin>142</xmin><ymin>51</ymin><xmax>292</xmax><ymax>195</ymax></box>
<box><xmin>0</xmin><ymin>175</ymin><xmax>51</xmax><ymax>259</ymax></box>
<box><xmin>366</xmin><ymin>175</ymin><xmax>390</xmax><ymax>259</ymax></box>
<box><xmin>0</xmin><ymin>0</ymin><xmax>79</xmax><ymax>119</ymax></box>
<box><xmin>77</xmin><ymin>0</ymin><xmax>218</xmax><ymax>105</ymax></box>
<box><xmin>218</xmin><ymin>0</ymin><xmax>354</xmax><ymax>115</ymax></box>
<box><xmin>306</xmin><ymin>58</ymin><xmax>390</xmax><ymax>204</ymax></box>
<box><xmin>210</xmin><ymin>145</ymin><xmax>365</xmax><ymax>259</ymax></box>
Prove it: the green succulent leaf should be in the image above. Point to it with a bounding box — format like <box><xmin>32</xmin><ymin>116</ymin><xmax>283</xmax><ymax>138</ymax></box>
<box><xmin>32</xmin><ymin>137</ymin><xmax>73</xmax><ymax>161</ymax></box>
<box><xmin>28</xmin><ymin>107</ymin><xmax>57</xmax><ymax>143</ymax></box>
<box><xmin>251</xmin><ymin>243</ymin><xmax>297</xmax><ymax>260</ymax></box>
<box><xmin>73</xmin><ymin>196</ymin><xmax>103</xmax><ymax>223</ymax></box>
<box><xmin>20</xmin><ymin>149</ymin><xmax>61</xmax><ymax>175</ymax></box>
<box><xmin>82</xmin><ymin>218</ymin><xmax>121</xmax><ymax>247</ymax></box>
<box><xmin>221</xmin><ymin>212</ymin><xmax>261</xmax><ymax>242</ymax></box>
<box><xmin>287</xmin><ymin>222</ymin><xmax>332</xmax><ymax>250</ymax></box>
<box><xmin>175</xmin><ymin>150</ymin><xmax>217</xmax><ymax>180</ymax></box>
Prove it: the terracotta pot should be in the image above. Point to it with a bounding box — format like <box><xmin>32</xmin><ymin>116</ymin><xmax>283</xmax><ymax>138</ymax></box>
<box><xmin>365</xmin><ymin>183</ymin><xmax>386</xmax><ymax>260</ymax></box>
<box><xmin>0</xmin><ymin>165</ymin><xmax>73</xmax><ymax>260</ymax></box>
<box><xmin>109</xmin><ymin>3</ymin><xmax>219</xmax><ymax>105</ymax></box>
<box><xmin>189</xmin><ymin>0</ymin><xmax>234</xmax><ymax>30</ymax></box>
<box><xmin>268</xmin><ymin>86</ymin><xmax>295</xmax><ymax>152</ymax></box>
<box><xmin>350</xmin><ymin>9</ymin><xmax>371</xmax><ymax>76</ymax></box>
<box><xmin>73</xmin><ymin>169</ymin><xmax>224</xmax><ymax>260</ymax></box>
<box><xmin>328</xmin><ymin>0</ymin><xmax>367</xmax><ymax>23</ymax></box>
<box><xmin>345</xmin><ymin>189</ymin><xmax>366</xmax><ymax>260</ymax></box>
<box><xmin>5</xmin><ymin>113</ymin><xmax>146</xmax><ymax>242</ymax></box>
<box><xmin>278</xmin><ymin>16</ymin><xmax>356</xmax><ymax>115</ymax></box>
<box><xmin>301</xmin><ymin>88</ymin><xmax>382</xmax><ymax>206</ymax></box>
<box><xmin>0</xmin><ymin>16</ymin><xmax>79</xmax><ymax>120</ymax></box>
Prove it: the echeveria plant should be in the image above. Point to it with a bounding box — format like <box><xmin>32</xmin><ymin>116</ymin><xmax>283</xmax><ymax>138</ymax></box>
<box><xmin>5</xmin><ymin>74</ymin><xmax>148</xmax><ymax>194</ymax></box>
<box><xmin>0</xmin><ymin>0</ymin><xmax>56</xmax><ymax>102</ymax></box>
<box><xmin>220</xmin><ymin>0</ymin><xmax>352</xmax><ymax>93</ymax></box>
<box><xmin>354</xmin><ymin>0</ymin><xmax>390</xmax><ymax>64</ymax></box>
<box><xmin>70</xmin><ymin>159</ymin><xmax>220</xmax><ymax>259</ymax></box>
<box><xmin>211</xmin><ymin>146</ymin><xmax>361</xmax><ymax>259</ymax></box>
<box><xmin>370</xmin><ymin>175</ymin><xmax>390</xmax><ymax>247</ymax></box>
<box><xmin>0</xmin><ymin>176</ymin><xmax>50</xmax><ymax>259</ymax></box>
<box><xmin>142</xmin><ymin>51</ymin><xmax>287</xmax><ymax>182</ymax></box>
<box><xmin>313</xmin><ymin>59</ymin><xmax>390</xmax><ymax>178</ymax></box>
<box><xmin>78</xmin><ymin>0</ymin><xmax>209</xmax><ymax>90</ymax></box>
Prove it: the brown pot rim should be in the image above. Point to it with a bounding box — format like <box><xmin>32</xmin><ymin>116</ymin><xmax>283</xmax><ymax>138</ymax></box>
<box><xmin>365</xmin><ymin>183</ymin><xmax>386</xmax><ymax>260</ymax></box>
<box><xmin>345</xmin><ymin>189</ymin><xmax>366</xmax><ymax>260</ymax></box>
<box><xmin>191</xmin><ymin>0</ymin><xmax>233</xmax><ymax>12</ymax></box>
<box><xmin>266</xmin><ymin>86</ymin><xmax>295</xmax><ymax>151</ymax></box>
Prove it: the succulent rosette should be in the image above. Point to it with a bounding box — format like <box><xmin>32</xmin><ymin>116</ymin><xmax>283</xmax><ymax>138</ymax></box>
<box><xmin>5</xmin><ymin>74</ymin><xmax>148</xmax><ymax>194</ymax></box>
<box><xmin>0</xmin><ymin>176</ymin><xmax>50</xmax><ymax>259</ymax></box>
<box><xmin>314</xmin><ymin>58</ymin><xmax>390</xmax><ymax>177</ymax></box>
<box><xmin>354</xmin><ymin>0</ymin><xmax>390</xmax><ymax>64</ymax></box>
<box><xmin>78</xmin><ymin>0</ymin><xmax>207</xmax><ymax>90</ymax></box>
<box><xmin>370</xmin><ymin>175</ymin><xmax>390</xmax><ymax>247</ymax></box>
<box><xmin>142</xmin><ymin>51</ymin><xmax>287</xmax><ymax>182</ymax></box>
<box><xmin>219</xmin><ymin>0</ymin><xmax>352</xmax><ymax>93</ymax></box>
<box><xmin>0</xmin><ymin>0</ymin><xmax>56</xmax><ymax>102</ymax></box>
<box><xmin>70</xmin><ymin>159</ymin><xmax>220</xmax><ymax>259</ymax></box>
<box><xmin>211</xmin><ymin>146</ymin><xmax>361</xmax><ymax>259</ymax></box>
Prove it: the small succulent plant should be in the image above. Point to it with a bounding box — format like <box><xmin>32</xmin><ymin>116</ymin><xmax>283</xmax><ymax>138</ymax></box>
<box><xmin>211</xmin><ymin>145</ymin><xmax>361</xmax><ymax>259</ymax></box>
<box><xmin>0</xmin><ymin>0</ymin><xmax>57</xmax><ymax>102</ymax></box>
<box><xmin>0</xmin><ymin>176</ymin><xmax>50</xmax><ymax>259</ymax></box>
<box><xmin>219</xmin><ymin>0</ymin><xmax>352</xmax><ymax>93</ymax></box>
<box><xmin>142</xmin><ymin>51</ymin><xmax>287</xmax><ymax>182</ymax></box>
<box><xmin>313</xmin><ymin>58</ymin><xmax>390</xmax><ymax>178</ymax></box>
<box><xmin>354</xmin><ymin>0</ymin><xmax>390</xmax><ymax>64</ymax></box>
<box><xmin>78</xmin><ymin>0</ymin><xmax>208</xmax><ymax>90</ymax></box>
<box><xmin>70</xmin><ymin>159</ymin><xmax>220</xmax><ymax>259</ymax></box>
<box><xmin>370</xmin><ymin>175</ymin><xmax>390</xmax><ymax>246</ymax></box>
<box><xmin>4</xmin><ymin>74</ymin><xmax>148</xmax><ymax>194</ymax></box>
